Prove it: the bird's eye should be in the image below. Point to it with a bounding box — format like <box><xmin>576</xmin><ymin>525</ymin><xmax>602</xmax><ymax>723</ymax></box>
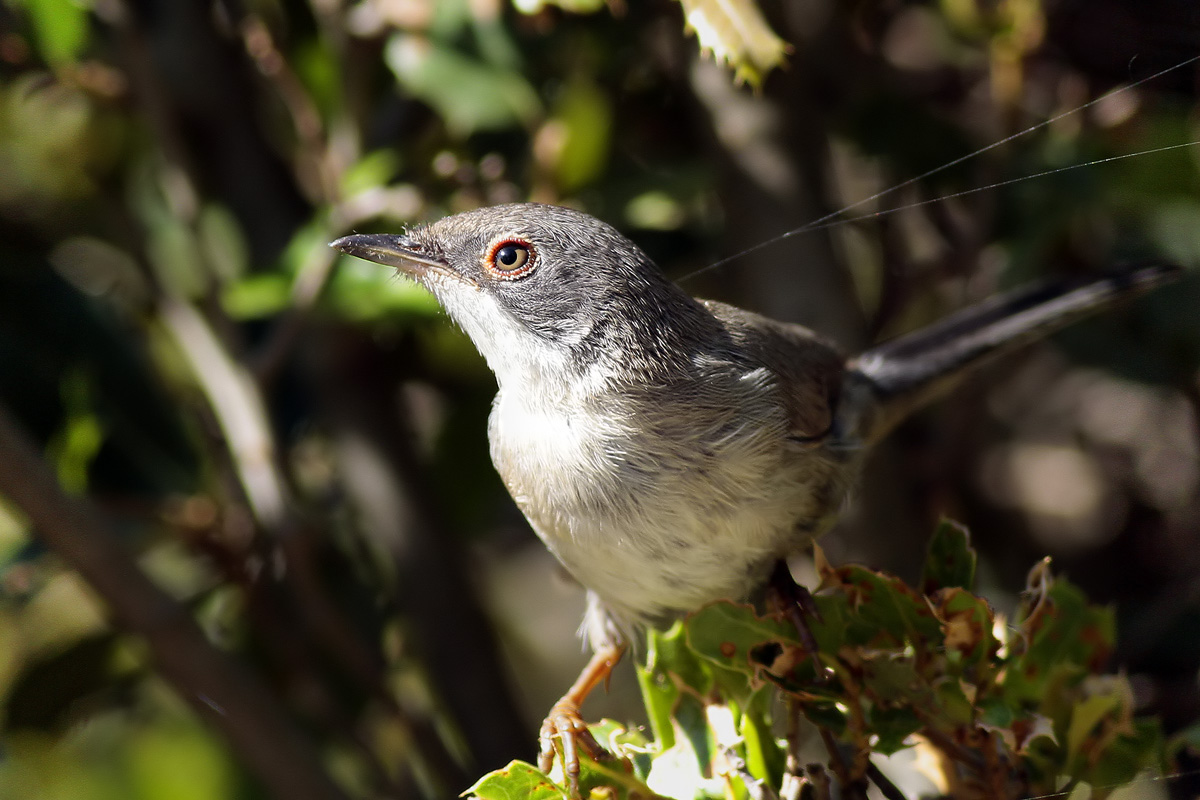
<box><xmin>483</xmin><ymin>238</ymin><xmax>536</xmax><ymax>280</ymax></box>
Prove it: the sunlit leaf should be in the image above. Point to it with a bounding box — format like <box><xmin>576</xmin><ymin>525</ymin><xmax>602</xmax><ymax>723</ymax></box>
<box><xmin>676</xmin><ymin>0</ymin><xmax>789</xmax><ymax>86</ymax></box>
<box><xmin>48</xmin><ymin>370</ymin><xmax>103</xmax><ymax>495</ymax></box>
<box><xmin>644</xmin><ymin>713</ymin><xmax>724</xmax><ymax>800</ymax></box>
<box><xmin>127</xmin><ymin>723</ymin><xmax>234</xmax><ymax>800</ymax></box>
<box><xmin>19</xmin><ymin>0</ymin><xmax>89</xmax><ymax>66</ymax></box>
<box><xmin>465</xmin><ymin>760</ymin><xmax>565</xmax><ymax>800</ymax></box>
<box><xmin>739</xmin><ymin>705</ymin><xmax>784</xmax><ymax>785</ymax></box>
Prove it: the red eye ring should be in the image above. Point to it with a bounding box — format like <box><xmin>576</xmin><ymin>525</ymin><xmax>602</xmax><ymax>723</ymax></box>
<box><xmin>483</xmin><ymin>238</ymin><xmax>537</xmax><ymax>280</ymax></box>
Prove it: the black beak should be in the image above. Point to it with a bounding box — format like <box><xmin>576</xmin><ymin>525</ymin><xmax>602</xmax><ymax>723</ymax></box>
<box><xmin>329</xmin><ymin>233</ymin><xmax>447</xmax><ymax>277</ymax></box>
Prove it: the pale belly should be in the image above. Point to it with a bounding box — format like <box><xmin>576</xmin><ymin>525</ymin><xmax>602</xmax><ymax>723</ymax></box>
<box><xmin>488</xmin><ymin>385</ymin><xmax>849</xmax><ymax>629</ymax></box>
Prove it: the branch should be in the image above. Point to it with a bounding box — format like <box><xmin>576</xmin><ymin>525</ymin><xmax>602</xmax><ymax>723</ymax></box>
<box><xmin>0</xmin><ymin>402</ymin><xmax>349</xmax><ymax>800</ymax></box>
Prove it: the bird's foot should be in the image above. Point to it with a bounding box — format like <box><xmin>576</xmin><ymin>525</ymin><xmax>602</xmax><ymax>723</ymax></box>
<box><xmin>538</xmin><ymin>698</ymin><xmax>608</xmax><ymax>797</ymax></box>
<box><xmin>538</xmin><ymin>641</ymin><xmax>626</xmax><ymax>797</ymax></box>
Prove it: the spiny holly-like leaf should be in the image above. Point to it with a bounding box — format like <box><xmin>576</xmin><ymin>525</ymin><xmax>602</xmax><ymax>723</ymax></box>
<box><xmin>684</xmin><ymin>601</ymin><xmax>800</xmax><ymax>680</ymax></box>
<box><xmin>1006</xmin><ymin>565</ymin><xmax>1115</xmax><ymax>704</ymax></box>
<box><xmin>471</xmin><ymin>524</ymin><xmax>1168</xmax><ymax>800</ymax></box>
<box><xmin>464</xmin><ymin>761</ymin><xmax>565</xmax><ymax>800</ymax></box>
<box><xmin>816</xmin><ymin>548</ymin><xmax>943</xmax><ymax>648</ymax></box>
<box><xmin>675</xmin><ymin>0</ymin><xmax>790</xmax><ymax>87</ymax></box>
<box><xmin>929</xmin><ymin>586</ymin><xmax>997</xmax><ymax>667</ymax></box>
<box><xmin>921</xmin><ymin>518</ymin><xmax>977</xmax><ymax>593</ymax></box>
<box><xmin>867</xmin><ymin>706</ymin><xmax>924</xmax><ymax>755</ymax></box>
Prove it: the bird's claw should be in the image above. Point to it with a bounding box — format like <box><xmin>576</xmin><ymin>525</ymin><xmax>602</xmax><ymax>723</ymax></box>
<box><xmin>538</xmin><ymin>699</ymin><xmax>608</xmax><ymax>797</ymax></box>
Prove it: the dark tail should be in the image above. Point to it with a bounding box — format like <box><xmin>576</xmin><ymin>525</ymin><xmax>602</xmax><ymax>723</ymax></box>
<box><xmin>843</xmin><ymin>262</ymin><xmax>1182</xmax><ymax>445</ymax></box>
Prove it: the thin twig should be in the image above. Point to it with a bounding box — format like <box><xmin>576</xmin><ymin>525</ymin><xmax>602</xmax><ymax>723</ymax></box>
<box><xmin>866</xmin><ymin>762</ymin><xmax>910</xmax><ymax>800</ymax></box>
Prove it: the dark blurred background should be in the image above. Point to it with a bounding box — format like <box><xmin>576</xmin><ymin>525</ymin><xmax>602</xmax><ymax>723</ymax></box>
<box><xmin>0</xmin><ymin>0</ymin><xmax>1198</xmax><ymax>798</ymax></box>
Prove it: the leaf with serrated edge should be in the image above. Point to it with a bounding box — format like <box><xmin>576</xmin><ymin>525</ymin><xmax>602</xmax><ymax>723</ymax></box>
<box><xmin>921</xmin><ymin>519</ymin><xmax>977</xmax><ymax>593</ymax></box>
<box><xmin>464</xmin><ymin>761</ymin><xmax>565</xmax><ymax>800</ymax></box>
<box><xmin>675</xmin><ymin>0</ymin><xmax>790</xmax><ymax>86</ymax></box>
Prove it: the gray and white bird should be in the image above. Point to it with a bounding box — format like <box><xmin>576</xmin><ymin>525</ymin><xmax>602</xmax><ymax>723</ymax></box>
<box><xmin>332</xmin><ymin>202</ymin><xmax>1177</xmax><ymax>791</ymax></box>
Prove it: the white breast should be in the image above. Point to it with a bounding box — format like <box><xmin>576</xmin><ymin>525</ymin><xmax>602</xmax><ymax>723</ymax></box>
<box><xmin>488</xmin><ymin>367</ymin><xmax>845</xmax><ymax>630</ymax></box>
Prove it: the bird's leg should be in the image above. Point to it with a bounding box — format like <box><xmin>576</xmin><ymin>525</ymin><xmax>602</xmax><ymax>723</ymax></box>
<box><xmin>539</xmin><ymin>641</ymin><xmax>626</xmax><ymax>796</ymax></box>
<box><xmin>769</xmin><ymin>559</ymin><xmax>824</xmax><ymax>665</ymax></box>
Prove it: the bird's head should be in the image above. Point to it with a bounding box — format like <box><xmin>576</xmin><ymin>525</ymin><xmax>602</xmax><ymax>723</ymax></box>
<box><xmin>332</xmin><ymin>203</ymin><xmax>703</xmax><ymax>386</ymax></box>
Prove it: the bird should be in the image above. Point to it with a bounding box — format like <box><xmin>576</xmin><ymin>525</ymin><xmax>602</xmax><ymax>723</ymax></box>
<box><xmin>331</xmin><ymin>202</ymin><xmax>1178</xmax><ymax>793</ymax></box>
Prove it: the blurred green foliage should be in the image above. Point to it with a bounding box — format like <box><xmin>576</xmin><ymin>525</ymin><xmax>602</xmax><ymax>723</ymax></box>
<box><xmin>0</xmin><ymin>0</ymin><xmax>1198</xmax><ymax>798</ymax></box>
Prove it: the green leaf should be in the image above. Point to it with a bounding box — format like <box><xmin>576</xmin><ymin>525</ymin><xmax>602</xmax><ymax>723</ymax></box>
<box><xmin>800</xmin><ymin>700</ymin><xmax>849</xmax><ymax>736</ymax></box>
<box><xmin>587</xmin><ymin>720</ymin><xmax>654</xmax><ymax>782</ymax></box>
<box><xmin>647</xmin><ymin>620</ymin><xmax>712</xmax><ymax>698</ymax></box>
<box><xmin>127</xmin><ymin>723</ymin><xmax>234</xmax><ymax>800</ymax></box>
<box><xmin>48</xmin><ymin>370</ymin><xmax>103</xmax><ymax>494</ymax></box>
<box><xmin>644</xmin><ymin>713</ymin><xmax>724</xmax><ymax>799</ymax></box>
<box><xmin>921</xmin><ymin>518</ymin><xmax>977</xmax><ymax>592</ymax></box>
<box><xmin>929</xmin><ymin>587</ymin><xmax>996</xmax><ymax>666</ymax></box>
<box><xmin>739</xmin><ymin>706</ymin><xmax>785</xmax><ymax>785</ymax></box>
<box><xmin>636</xmin><ymin>659</ymin><xmax>678</xmax><ymax>751</ymax></box>
<box><xmin>464</xmin><ymin>761</ymin><xmax>565</xmax><ymax>800</ymax></box>
<box><xmin>931</xmin><ymin>678</ymin><xmax>975</xmax><ymax>727</ymax></box>
<box><xmin>683</xmin><ymin>602</ymin><xmax>801</xmax><ymax>686</ymax></box>
<box><xmin>21</xmin><ymin>0</ymin><xmax>89</xmax><ymax>66</ymax></box>
<box><xmin>1067</xmin><ymin>692</ymin><xmax>1123</xmax><ymax>766</ymax></box>
<box><xmin>549</xmin><ymin>80</ymin><xmax>611</xmax><ymax>192</ymax></box>
<box><xmin>1077</xmin><ymin>719</ymin><xmax>1163</xmax><ymax>793</ymax></box>
<box><xmin>198</xmin><ymin>204</ymin><xmax>248</xmax><ymax>284</ymax></box>
<box><xmin>385</xmin><ymin>34</ymin><xmax>540</xmax><ymax>135</ymax></box>
<box><xmin>222</xmin><ymin>274</ymin><xmax>292</xmax><ymax>320</ymax></box>
<box><xmin>867</xmin><ymin>706</ymin><xmax>923</xmax><ymax>754</ymax></box>
<box><xmin>817</xmin><ymin>558</ymin><xmax>943</xmax><ymax>649</ymax></box>
<box><xmin>464</xmin><ymin>525</ymin><xmax>1167</xmax><ymax>800</ymax></box>
<box><xmin>327</xmin><ymin>253</ymin><xmax>443</xmax><ymax>320</ymax></box>
<box><xmin>856</xmin><ymin>652</ymin><xmax>926</xmax><ymax>706</ymax></box>
<box><xmin>341</xmin><ymin>150</ymin><xmax>401</xmax><ymax>197</ymax></box>
<box><xmin>1006</xmin><ymin>567</ymin><xmax>1115</xmax><ymax>704</ymax></box>
<box><xmin>640</xmin><ymin>622</ymin><xmax>712</xmax><ymax>749</ymax></box>
<box><xmin>579</xmin><ymin>751</ymin><xmax>673</xmax><ymax>800</ymax></box>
